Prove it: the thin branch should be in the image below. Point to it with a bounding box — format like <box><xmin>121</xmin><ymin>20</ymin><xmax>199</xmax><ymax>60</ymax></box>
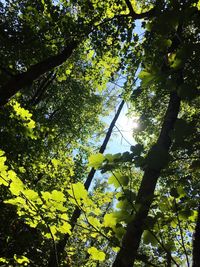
<box><xmin>147</xmin><ymin>229</ymin><xmax>179</xmax><ymax>267</ymax></box>
<box><xmin>114</xmin><ymin>125</ymin><xmax>133</xmax><ymax>146</ymax></box>
<box><xmin>174</xmin><ymin>199</ymin><xmax>190</xmax><ymax>267</ymax></box>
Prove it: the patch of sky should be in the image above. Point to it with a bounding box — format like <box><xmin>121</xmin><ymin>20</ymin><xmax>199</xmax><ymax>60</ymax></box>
<box><xmin>102</xmin><ymin>101</ymin><xmax>138</xmax><ymax>154</ymax></box>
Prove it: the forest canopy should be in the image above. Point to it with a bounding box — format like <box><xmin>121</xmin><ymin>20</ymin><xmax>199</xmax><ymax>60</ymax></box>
<box><xmin>0</xmin><ymin>0</ymin><xmax>200</xmax><ymax>266</ymax></box>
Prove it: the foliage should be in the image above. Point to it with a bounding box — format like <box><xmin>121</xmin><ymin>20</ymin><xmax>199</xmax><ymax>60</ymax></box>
<box><xmin>0</xmin><ymin>0</ymin><xmax>200</xmax><ymax>267</ymax></box>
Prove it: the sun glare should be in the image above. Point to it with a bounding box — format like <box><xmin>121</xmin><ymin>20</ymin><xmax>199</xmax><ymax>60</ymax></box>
<box><xmin>116</xmin><ymin>111</ymin><xmax>139</xmax><ymax>143</ymax></box>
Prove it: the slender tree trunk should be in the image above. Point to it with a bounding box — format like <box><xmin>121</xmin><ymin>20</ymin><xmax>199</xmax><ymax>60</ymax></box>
<box><xmin>192</xmin><ymin>205</ymin><xmax>200</xmax><ymax>267</ymax></box>
<box><xmin>112</xmin><ymin>92</ymin><xmax>181</xmax><ymax>267</ymax></box>
<box><xmin>0</xmin><ymin>41</ymin><xmax>78</xmax><ymax>106</ymax></box>
<box><xmin>47</xmin><ymin>100</ymin><xmax>125</xmax><ymax>267</ymax></box>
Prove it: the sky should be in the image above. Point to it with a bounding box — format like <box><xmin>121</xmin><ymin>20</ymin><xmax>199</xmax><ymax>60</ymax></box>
<box><xmin>103</xmin><ymin>102</ymin><xmax>138</xmax><ymax>154</ymax></box>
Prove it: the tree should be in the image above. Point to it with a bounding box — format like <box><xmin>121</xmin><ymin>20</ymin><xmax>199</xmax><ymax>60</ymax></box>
<box><xmin>0</xmin><ymin>0</ymin><xmax>200</xmax><ymax>267</ymax></box>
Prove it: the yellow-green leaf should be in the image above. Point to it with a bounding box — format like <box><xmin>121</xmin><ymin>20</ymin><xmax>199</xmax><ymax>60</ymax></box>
<box><xmin>87</xmin><ymin>247</ymin><xmax>106</xmax><ymax>261</ymax></box>
<box><xmin>88</xmin><ymin>153</ymin><xmax>105</xmax><ymax>169</ymax></box>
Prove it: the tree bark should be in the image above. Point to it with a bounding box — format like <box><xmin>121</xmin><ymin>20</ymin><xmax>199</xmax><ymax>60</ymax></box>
<box><xmin>0</xmin><ymin>41</ymin><xmax>78</xmax><ymax>106</ymax></box>
<box><xmin>47</xmin><ymin>100</ymin><xmax>125</xmax><ymax>267</ymax></box>
<box><xmin>192</xmin><ymin>205</ymin><xmax>200</xmax><ymax>267</ymax></box>
<box><xmin>112</xmin><ymin>92</ymin><xmax>181</xmax><ymax>267</ymax></box>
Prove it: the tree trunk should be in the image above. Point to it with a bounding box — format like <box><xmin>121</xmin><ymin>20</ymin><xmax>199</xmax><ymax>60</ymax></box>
<box><xmin>113</xmin><ymin>92</ymin><xmax>181</xmax><ymax>267</ymax></box>
<box><xmin>0</xmin><ymin>41</ymin><xmax>78</xmax><ymax>106</ymax></box>
<box><xmin>192</xmin><ymin>205</ymin><xmax>200</xmax><ymax>267</ymax></box>
<box><xmin>47</xmin><ymin>100</ymin><xmax>125</xmax><ymax>267</ymax></box>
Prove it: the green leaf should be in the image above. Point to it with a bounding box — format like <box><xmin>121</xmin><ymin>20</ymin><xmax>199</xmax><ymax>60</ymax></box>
<box><xmin>143</xmin><ymin>230</ymin><xmax>158</xmax><ymax>246</ymax></box>
<box><xmin>138</xmin><ymin>70</ymin><xmax>155</xmax><ymax>86</ymax></box>
<box><xmin>0</xmin><ymin>257</ymin><xmax>8</xmax><ymax>263</ymax></box>
<box><xmin>87</xmin><ymin>247</ymin><xmax>106</xmax><ymax>261</ymax></box>
<box><xmin>88</xmin><ymin>153</ymin><xmax>105</xmax><ymax>169</ymax></box>
<box><xmin>51</xmin><ymin>190</ymin><xmax>66</xmax><ymax>202</ymax></box>
<box><xmin>58</xmin><ymin>221</ymin><xmax>71</xmax><ymax>234</ymax></box>
<box><xmin>103</xmin><ymin>213</ymin><xmax>117</xmax><ymax>229</ymax></box>
<box><xmin>14</xmin><ymin>255</ymin><xmax>30</xmax><ymax>265</ymax></box>
<box><xmin>130</xmin><ymin>144</ymin><xmax>143</xmax><ymax>156</ymax></box>
<box><xmin>9</xmin><ymin>180</ymin><xmax>24</xmax><ymax>196</ymax></box>
<box><xmin>108</xmin><ymin>172</ymin><xmax>129</xmax><ymax>188</ymax></box>
<box><xmin>24</xmin><ymin>189</ymin><xmax>39</xmax><ymax>201</ymax></box>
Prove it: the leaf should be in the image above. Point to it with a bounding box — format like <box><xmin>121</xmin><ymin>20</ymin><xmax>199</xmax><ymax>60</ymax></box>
<box><xmin>0</xmin><ymin>155</ymin><xmax>8</xmax><ymax>173</ymax></box>
<box><xmin>165</xmin><ymin>241</ymin><xmax>176</xmax><ymax>251</ymax></box>
<box><xmin>112</xmin><ymin>247</ymin><xmax>120</xmax><ymax>253</ymax></box>
<box><xmin>41</xmin><ymin>191</ymin><xmax>51</xmax><ymax>201</ymax></box>
<box><xmin>67</xmin><ymin>182</ymin><xmax>88</xmax><ymax>206</ymax></box>
<box><xmin>143</xmin><ymin>230</ymin><xmax>158</xmax><ymax>246</ymax></box>
<box><xmin>51</xmin><ymin>190</ymin><xmax>66</xmax><ymax>202</ymax></box>
<box><xmin>138</xmin><ymin>70</ymin><xmax>155</xmax><ymax>86</ymax></box>
<box><xmin>171</xmin><ymin>57</ymin><xmax>183</xmax><ymax>70</ymax></box>
<box><xmin>0</xmin><ymin>150</ymin><xmax>5</xmax><ymax>157</ymax></box>
<box><xmin>177</xmin><ymin>186</ymin><xmax>186</xmax><ymax>198</ymax></box>
<box><xmin>179</xmin><ymin>209</ymin><xmax>192</xmax><ymax>220</ymax></box>
<box><xmin>155</xmin><ymin>38</ymin><xmax>172</xmax><ymax>51</ymax></box>
<box><xmin>14</xmin><ymin>255</ymin><xmax>30</xmax><ymax>265</ymax></box>
<box><xmin>24</xmin><ymin>189</ymin><xmax>39</xmax><ymax>201</ymax></box>
<box><xmin>58</xmin><ymin>222</ymin><xmax>71</xmax><ymax>234</ymax></box>
<box><xmin>65</xmin><ymin>69</ymin><xmax>71</xmax><ymax>75</ymax></box>
<box><xmin>130</xmin><ymin>144</ymin><xmax>143</xmax><ymax>156</ymax></box>
<box><xmin>0</xmin><ymin>257</ymin><xmax>8</xmax><ymax>263</ymax></box>
<box><xmin>87</xmin><ymin>247</ymin><xmax>106</xmax><ymax>261</ymax></box>
<box><xmin>108</xmin><ymin>172</ymin><xmax>129</xmax><ymax>188</ymax></box>
<box><xmin>198</xmin><ymin>0</ymin><xmax>200</xmax><ymax>10</ymax></box>
<box><xmin>88</xmin><ymin>153</ymin><xmax>105</xmax><ymax>169</ymax></box>
<box><xmin>9</xmin><ymin>179</ymin><xmax>24</xmax><ymax>196</ymax></box>
<box><xmin>103</xmin><ymin>213</ymin><xmax>117</xmax><ymax>229</ymax></box>
<box><xmin>88</xmin><ymin>216</ymin><xmax>101</xmax><ymax>228</ymax></box>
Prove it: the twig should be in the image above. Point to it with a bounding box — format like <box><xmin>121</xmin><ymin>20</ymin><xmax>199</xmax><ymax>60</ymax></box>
<box><xmin>174</xmin><ymin>199</ymin><xmax>190</xmax><ymax>267</ymax></box>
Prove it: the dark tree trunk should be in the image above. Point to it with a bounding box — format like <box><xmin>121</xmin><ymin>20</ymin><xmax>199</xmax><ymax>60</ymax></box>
<box><xmin>112</xmin><ymin>92</ymin><xmax>181</xmax><ymax>267</ymax></box>
<box><xmin>47</xmin><ymin>100</ymin><xmax>125</xmax><ymax>267</ymax></box>
<box><xmin>192</xmin><ymin>205</ymin><xmax>200</xmax><ymax>267</ymax></box>
<box><xmin>0</xmin><ymin>41</ymin><xmax>78</xmax><ymax>106</ymax></box>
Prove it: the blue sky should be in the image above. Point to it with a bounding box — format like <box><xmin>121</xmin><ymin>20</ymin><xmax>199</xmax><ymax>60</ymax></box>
<box><xmin>103</xmin><ymin>103</ymin><xmax>138</xmax><ymax>154</ymax></box>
